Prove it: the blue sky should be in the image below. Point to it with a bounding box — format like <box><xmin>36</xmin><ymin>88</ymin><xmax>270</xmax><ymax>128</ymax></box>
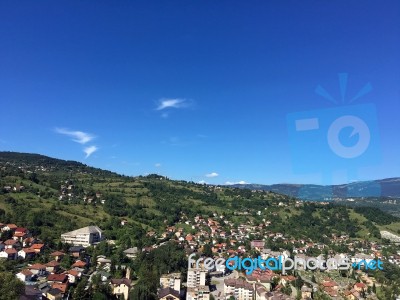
<box><xmin>0</xmin><ymin>1</ymin><xmax>399</xmax><ymax>185</ymax></box>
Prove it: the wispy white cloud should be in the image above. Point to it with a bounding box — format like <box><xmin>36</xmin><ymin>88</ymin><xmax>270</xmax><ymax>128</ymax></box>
<box><xmin>155</xmin><ymin>163</ymin><xmax>162</xmax><ymax>168</ymax></box>
<box><xmin>205</xmin><ymin>172</ymin><xmax>219</xmax><ymax>178</ymax></box>
<box><xmin>55</xmin><ymin>128</ymin><xmax>95</xmax><ymax>144</ymax></box>
<box><xmin>84</xmin><ymin>146</ymin><xmax>98</xmax><ymax>158</ymax></box>
<box><xmin>225</xmin><ymin>181</ymin><xmax>247</xmax><ymax>185</ymax></box>
<box><xmin>198</xmin><ymin>180</ymin><xmax>207</xmax><ymax>184</ymax></box>
<box><xmin>156</xmin><ymin>98</ymin><xmax>188</xmax><ymax>111</ymax></box>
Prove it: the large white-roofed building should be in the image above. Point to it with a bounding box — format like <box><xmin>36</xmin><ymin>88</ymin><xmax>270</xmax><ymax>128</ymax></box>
<box><xmin>61</xmin><ymin>226</ymin><xmax>103</xmax><ymax>247</ymax></box>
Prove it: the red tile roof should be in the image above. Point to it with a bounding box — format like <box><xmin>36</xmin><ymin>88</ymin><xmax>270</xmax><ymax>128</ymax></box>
<box><xmin>50</xmin><ymin>251</ymin><xmax>65</xmax><ymax>256</ymax></box>
<box><xmin>71</xmin><ymin>260</ymin><xmax>87</xmax><ymax>268</ymax></box>
<box><xmin>51</xmin><ymin>283</ymin><xmax>68</xmax><ymax>293</ymax></box>
<box><xmin>21</xmin><ymin>247</ymin><xmax>36</xmax><ymax>254</ymax></box>
<box><xmin>48</xmin><ymin>274</ymin><xmax>68</xmax><ymax>283</ymax></box>
<box><xmin>31</xmin><ymin>244</ymin><xmax>44</xmax><ymax>249</ymax></box>
<box><xmin>20</xmin><ymin>269</ymin><xmax>33</xmax><ymax>276</ymax></box>
<box><xmin>4</xmin><ymin>239</ymin><xmax>17</xmax><ymax>245</ymax></box>
<box><xmin>68</xmin><ymin>270</ymin><xmax>80</xmax><ymax>277</ymax></box>
<box><xmin>46</xmin><ymin>260</ymin><xmax>60</xmax><ymax>267</ymax></box>
<box><xmin>29</xmin><ymin>263</ymin><xmax>47</xmax><ymax>270</ymax></box>
<box><xmin>5</xmin><ymin>248</ymin><xmax>17</xmax><ymax>254</ymax></box>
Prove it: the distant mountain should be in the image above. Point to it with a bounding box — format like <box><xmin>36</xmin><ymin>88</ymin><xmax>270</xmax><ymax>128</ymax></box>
<box><xmin>230</xmin><ymin>178</ymin><xmax>400</xmax><ymax>200</ymax></box>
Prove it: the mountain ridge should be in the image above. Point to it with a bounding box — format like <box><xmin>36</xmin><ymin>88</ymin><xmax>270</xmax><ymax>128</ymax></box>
<box><xmin>230</xmin><ymin>177</ymin><xmax>400</xmax><ymax>200</ymax></box>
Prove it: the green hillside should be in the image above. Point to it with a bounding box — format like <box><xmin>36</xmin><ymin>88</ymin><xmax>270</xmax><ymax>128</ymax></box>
<box><xmin>1</xmin><ymin>152</ymin><xmax>398</xmax><ymax>248</ymax></box>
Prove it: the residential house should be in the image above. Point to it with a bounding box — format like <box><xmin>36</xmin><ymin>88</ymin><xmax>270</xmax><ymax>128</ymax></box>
<box><xmin>123</xmin><ymin>247</ymin><xmax>139</xmax><ymax>259</ymax></box>
<box><xmin>353</xmin><ymin>282</ymin><xmax>366</xmax><ymax>293</ymax></box>
<box><xmin>16</xmin><ymin>269</ymin><xmax>34</xmax><ymax>282</ymax></box>
<box><xmin>2</xmin><ymin>224</ymin><xmax>17</xmax><ymax>232</ymax></box>
<box><xmin>4</xmin><ymin>239</ymin><xmax>19</xmax><ymax>249</ymax></box>
<box><xmin>46</xmin><ymin>261</ymin><xmax>61</xmax><ymax>273</ymax></box>
<box><xmin>47</xmin><ymin>273</ymin><xmax>68</xmax><ymax>284</ymax></box>
<box><xmin>66</xmin><ymin>270</ymin><xmax>81</xmax><ymax>284</ymax></box>
<box><xmin>71</xmin><ymin>260</ymin><xmax>87</xmax><ymax>269</ymax></box>
<box><xmin>18</xmin><ymin>248</ymin><xmax>36</xmax><ymax>260</ymax></box>
<box><xmin>158</xmin><ymin>287</ymin><xmax>180</xmax><ymax>300</ymax></box>
<box><xmin>31</xmin><ymin>243</ymin><xmax>45</xmax><ymax>254</ymax></box>
<box><xmin>110</xmin><ymin>278</ymin><xmax>132</xmax><ymax>300</ymax></box>
<box><xmin>69</xmin><ymin>246</ymin><xmax>85</xmax><ymax>258</ymax></box>
<box><xmin>28</xmin><ymin>263</ymin><xmax>47</xmax><ymax>276</ymax></box>
<box><xmin>51</xmin><ymin>283</ymin><xmax>68</xmax><ymax>296</ymax></box>
<box><xmin>46</xmin><ymin>288</ymin><xmax>63</xmax><ymax>300</ymax></box>
<box><xmin>50</xmin><ymin>251</ymin><xmax>65</xmax><ymax>262</ymax></box>
<box><xmin>0</xmin><ymin>248</ymin><xmax>17</xmax><ymax>260</ymax></box>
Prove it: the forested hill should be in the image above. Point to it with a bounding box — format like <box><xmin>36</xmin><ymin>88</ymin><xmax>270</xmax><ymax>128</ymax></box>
<box><xmin>0</xmin><ymin>151</ymin><xmax>399</xmax><ymax>247</ymax></box>
<box><xmin>0</xmin><ymin>151</ymin><xmax>121</xmax><ymax>178</ymax></box>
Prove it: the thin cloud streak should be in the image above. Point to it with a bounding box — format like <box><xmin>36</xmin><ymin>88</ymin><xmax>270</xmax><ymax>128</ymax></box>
<box><xmin>156</xmin><ymin>98</ymin><xmax>187</xmax><ymax>110</ymax></box>
<box><xmin>55</xmin><ymin>128</ymin><xmax>95</xmax><ymax>144</ymax></box>
<box><xmin>205</xmin><ymin>172</ymin><xmax>219</xmax><ymax>178</ymax></box>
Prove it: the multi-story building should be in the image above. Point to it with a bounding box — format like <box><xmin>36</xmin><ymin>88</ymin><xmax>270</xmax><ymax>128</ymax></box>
<box><xmin>60</xmin><ymin>226</ymin><xmax>103</xmax><ymax>247</ymax></box>
<box><xmin>224</xmin><ymin>278</ymin><xmax>254</xmax><ymax>300</ymax></box>
<box><xmin>187</xmin><ymin>268</ymin><xmax>207</xmax><ymax>288</ymax></box>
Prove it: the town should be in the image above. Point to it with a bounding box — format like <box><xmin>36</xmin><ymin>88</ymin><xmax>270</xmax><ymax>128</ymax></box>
<box><xmin>2</xmin><ymin>200</ymin><xmax>400</xmax><ymax>300</ymax></box>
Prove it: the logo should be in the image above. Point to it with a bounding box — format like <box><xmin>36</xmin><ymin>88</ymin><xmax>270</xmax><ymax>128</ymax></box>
<box><xmin>287</xmin><ymin>73</ymin><xmax>381</xmax><ymax>197</ymax></box>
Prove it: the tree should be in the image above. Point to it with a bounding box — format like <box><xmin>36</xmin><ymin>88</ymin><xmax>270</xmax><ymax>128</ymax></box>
<box><xmin>203</xmin><ymin>244</ymin><xmax>213</xmax><ymax>257</ymax></box>
<box><xmin>282</xmin><ymin>283</ymin><xmax>292</xmax><ymax>295</ymax></box>
<box><xmin>0</xmin><ymin>272</ymin><xmax>25</xmax><ymax>300</ymax></box>
<box><xmin>296</xmin><ymin>289</ymin><xmax>302</xmax><ymax>300</ymax></box>
<box><xmin>60</xmin><ymin>254</ymin><xmax>72</xmax><ymax>269</ymax></box>
<box><xmin>73</xmin><ymin>278</ymin><xmax>89</xmax><ymax>299</ymax></box>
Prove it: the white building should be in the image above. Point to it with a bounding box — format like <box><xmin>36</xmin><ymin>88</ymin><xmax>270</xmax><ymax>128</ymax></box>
<box><xmin>160</xmin><ymin>272</ymin><xmax>181</xmax><ymax>293</ymax></box>
<box><xmin>187</xmin><ymin>267</ymin><xmax>207</xmax><ymax>288</ymax></box>
<box><xmin>224</xmin><ymin>278</ymin><xmax>254</xmax><ymax>300</ymax></box>
<box><xmin>61</xmin><ymin>226</ymin><xmax>103</xmax><ymax>247</ymax></box>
